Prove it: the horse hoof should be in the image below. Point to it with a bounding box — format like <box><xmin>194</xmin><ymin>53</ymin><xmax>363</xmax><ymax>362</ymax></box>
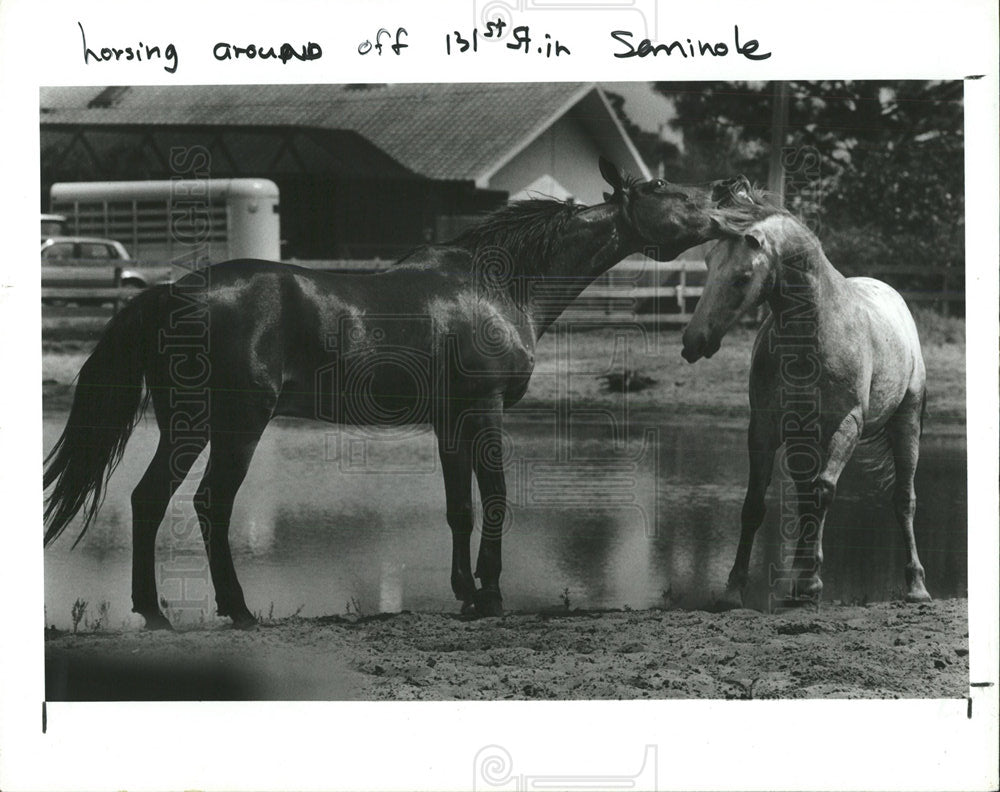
<box><xmin>474</xmin><ymin>588</ymin><xmax>504</xmax><ymax>618</ymax></box>
<box><xmin>791</xmin><ymin>575</ymin><xmax>823</xmax><ymax>599</ymax></box>
<box><xmin>713</xmin><ymin>584</ymin><xmax>744</xmax><ymax>611</ymax></box>
<box><xmin>141</xmin><ymin>612</ymin><xmax>174</xmax><ymax>631</ymax></box>
<box><xmin>460</xmin><ymin>600</ymin><xmax>477</xmax><ymax>616</ymax></box>
<box><xmin>230</xmin><ymin>612</ymin><xmax>258</xmax><ymax>630</ymax></box>
<box><xmin>779</xmin><ymin>596</ymin><xmax>818</xmax><ymax>610</ymax></box>
<box><xmin>904</xmin><ymin>566</ymin><xmax>931</xmax><ymax>603</ymax></box>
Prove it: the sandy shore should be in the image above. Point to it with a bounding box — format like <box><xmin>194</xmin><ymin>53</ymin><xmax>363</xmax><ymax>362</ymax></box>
<box><xmin>42</xmin><ymin>318</ymin><xmax>969</xmax><ymax>702</ymax></box>
<box><xmin>46</xmin><ymin>598</ymin><xmax>968</xmax><ymax>701</ymax></box>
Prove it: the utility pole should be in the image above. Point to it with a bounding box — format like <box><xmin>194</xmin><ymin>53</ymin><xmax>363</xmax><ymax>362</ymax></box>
<box><xmin>767</xmin><ymin>81</ymin><xmax>789</xmax><ymax>201</ymax></box>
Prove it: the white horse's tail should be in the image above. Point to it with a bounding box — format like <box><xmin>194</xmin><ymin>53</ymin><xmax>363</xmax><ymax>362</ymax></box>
<box><xmin>852</xmin><ymin>428</ymin><xmax>896</xmax><ymax>492</ymax></box>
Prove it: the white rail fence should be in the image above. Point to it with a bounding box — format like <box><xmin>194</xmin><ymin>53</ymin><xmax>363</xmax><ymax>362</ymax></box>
<box><xmin>564</xmin><ymin>257</ymin><xmax>706</xmax><ymax>325</ymax></box>
<box><xmin>284</xmin><ymin>256</ymin><xmax>710</xmax><ymax>325</ymax></box>
<box><xmin>41</xmin><ymin>257</ymin><xmax>963</xmax><ymax>324</ymax></box>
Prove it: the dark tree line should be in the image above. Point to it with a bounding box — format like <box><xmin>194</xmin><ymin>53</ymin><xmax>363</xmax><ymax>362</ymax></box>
<box><xmin>611</xmin><ymin>81</ymin><xmax>964</xmax><ymax>308</ymax></box>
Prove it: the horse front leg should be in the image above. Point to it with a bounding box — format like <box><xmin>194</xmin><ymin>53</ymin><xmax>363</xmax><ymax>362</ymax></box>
<box><xmin>470</xmin><ymin>400</ymin><xmax>507</xmax><ymax>617</ymax></box>
<box><xmin>435</xmin><ymin>423</ymin><xmax>477</xmax><ymax>613</ymax></box>
<box><xmin>787</xmin><ymin>409</ymin><xmax>862</xmax><ymax>603</ymax></box>
<box><xmin>717</xmin><ymin>409</ymin><xmax>779</xmax><ymax>610</ymax></box>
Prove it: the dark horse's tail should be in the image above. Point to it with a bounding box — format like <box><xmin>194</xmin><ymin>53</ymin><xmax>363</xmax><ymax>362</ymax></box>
<box><xmin>43</xmin><ymin>287</ymin><xmax>167</xmax><ymax>548</ymax></box>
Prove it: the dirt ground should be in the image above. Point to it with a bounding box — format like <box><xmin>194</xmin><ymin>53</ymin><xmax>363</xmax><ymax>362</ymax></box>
<box><xmin>41</xmin><ymin>311</ymin><xmax>968</xmax><ymax>702</ymax></box>
<box><xmin>45</xmin><ymin>598</ymin><xmax>968</xmax><ymax>701</ymax></box>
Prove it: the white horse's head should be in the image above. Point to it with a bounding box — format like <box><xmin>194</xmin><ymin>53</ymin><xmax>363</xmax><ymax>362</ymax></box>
<box><xmin>681</xmin><ymin>221</ymin><xmax>776</xmax><ymax>362</ymax></box>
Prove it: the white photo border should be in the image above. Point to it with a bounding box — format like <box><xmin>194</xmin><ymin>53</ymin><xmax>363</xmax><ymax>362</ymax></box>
<box><xmin>1</xmin><ymin>0</ymin><xmax>997</xmax><ymax>790</ymax></box>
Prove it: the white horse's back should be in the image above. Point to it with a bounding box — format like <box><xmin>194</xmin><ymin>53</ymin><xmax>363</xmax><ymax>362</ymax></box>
<box><xmin>846</xmin><ymin>276</ymin><xmax>924</xmax><ymax>368</ymax></box>
<box><xmin>847</xmin><ymin>277</ymin><xmax>921</xmax><ymax>342</ymax></box>
<box><xmin>845</xmin><ymin>276</ymin><xmax>925</xmax><ymax>428</ymax></box>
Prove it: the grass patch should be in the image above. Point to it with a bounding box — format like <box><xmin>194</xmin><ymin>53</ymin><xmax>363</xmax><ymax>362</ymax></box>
<box><xmin>912</xmin><ymin>308</ymin><xmax>965</xmax><ymax>346</ymax></box>
<box><xmin>42</xmin><ymin>315</ymin><xmax>966</xmax><ymax>426</ymax></box>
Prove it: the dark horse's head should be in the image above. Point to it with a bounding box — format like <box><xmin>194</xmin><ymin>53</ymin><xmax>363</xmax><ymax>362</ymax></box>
<box><xmin>599</xmin><ymin>156</ymin><xmax>750</xmax><ymax>261</ymax></box>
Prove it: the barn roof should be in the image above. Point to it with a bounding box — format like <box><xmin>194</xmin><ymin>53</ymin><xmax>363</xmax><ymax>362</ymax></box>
<box><xmin>40</xmin><ymin>83</ymin><xmax>649</xmax><ymax>185</ymax></box>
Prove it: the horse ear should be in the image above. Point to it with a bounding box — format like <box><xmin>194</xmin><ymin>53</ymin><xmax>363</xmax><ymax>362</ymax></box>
<box><xmin>599</xmin><ymin>156</ymin><xmax>623</xmax><ymax>192</ymax></box>
<box><xmin>744</xmin><ymin>228</ymin><xmax>766</xmax><ymax>250</ymax></box>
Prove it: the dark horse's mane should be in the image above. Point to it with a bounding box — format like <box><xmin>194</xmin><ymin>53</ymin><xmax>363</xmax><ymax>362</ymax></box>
<box><xmin>451</xmin><ymin>199</ymin><xmax>588</xmax><ymax>276</ymax></box>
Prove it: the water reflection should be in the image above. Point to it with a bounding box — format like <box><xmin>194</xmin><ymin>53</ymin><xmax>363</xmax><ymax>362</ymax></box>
<box><xmin>43</xmin><ymin>414</ymin><xmax>967</xmax><ymax>628</ymax></box>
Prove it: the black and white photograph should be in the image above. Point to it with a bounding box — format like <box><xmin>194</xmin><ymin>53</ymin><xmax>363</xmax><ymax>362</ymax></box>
<box><xmin>2</xmin><ymin>2</ymin><xmax>998</xmax><ymax>791</ymax></box>
<box><xmin>39</xmin><ymin>79</ymin><xmax>970</xmax><ymax>702</ymax></box>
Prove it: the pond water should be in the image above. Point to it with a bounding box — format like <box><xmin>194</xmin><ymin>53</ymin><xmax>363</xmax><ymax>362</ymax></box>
<box><xmin>43</xmin><ymin>413</ymin><xmax>967</xmax><ymax>629</ymax></box>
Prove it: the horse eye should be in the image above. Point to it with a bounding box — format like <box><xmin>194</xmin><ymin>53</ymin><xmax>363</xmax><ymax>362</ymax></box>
<box><xmin>652</xmin><ymin>179</ymin><xmax>665</xmax><ymax>190</ymax></box>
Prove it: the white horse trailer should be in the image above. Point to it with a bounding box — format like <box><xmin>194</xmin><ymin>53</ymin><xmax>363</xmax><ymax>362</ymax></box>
<box><xmin>50</xmin><ymin>179</ymin><xmax>281</xmax><ymax>269</ymax></box>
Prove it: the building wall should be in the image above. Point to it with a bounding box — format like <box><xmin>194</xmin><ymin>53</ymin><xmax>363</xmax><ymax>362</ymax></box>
<box><xmin>488</xmin><ymin>113</ymin><xmax>606</xmax><ymax>205</ymax></box>
<box><xmin>40</xmin><ymin>125</ymin><xmax>506</xmax><ymax>260</ymax></box>
<box><xmin>41</xmin><ymin>100</ymin><xmax>636</xmax><ymax>258</ymax></box>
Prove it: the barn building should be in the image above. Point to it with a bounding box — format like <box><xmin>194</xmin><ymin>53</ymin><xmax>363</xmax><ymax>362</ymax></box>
<box><xmin>40</xmin><ymin>83</ymin><xmax>649</xmax><ymax>262</ymax></box>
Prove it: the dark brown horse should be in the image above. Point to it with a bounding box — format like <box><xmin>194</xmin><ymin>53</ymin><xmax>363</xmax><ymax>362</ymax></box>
<box><xmin>44</xmin><ymin>158</ymin><xmax>747</xmax><ymax>629</ymax></box>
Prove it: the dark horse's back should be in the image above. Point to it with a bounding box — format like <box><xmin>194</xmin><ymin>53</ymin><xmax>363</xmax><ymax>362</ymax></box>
<box><xmin>148</xmin><ymin>257</ymin><xmax>537</xmax><ymax>427</ymax></box>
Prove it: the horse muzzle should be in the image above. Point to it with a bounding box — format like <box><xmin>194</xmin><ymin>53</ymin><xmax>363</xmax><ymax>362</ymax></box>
<box><xmin>681</xmin><ymin>344</ymin><xmax>702</xmax><ymax>363</ymax></box>
<box><xmin>681</xmin><ymin>329</ymin><xmax>720</xmax><ymax>363</ymax></box>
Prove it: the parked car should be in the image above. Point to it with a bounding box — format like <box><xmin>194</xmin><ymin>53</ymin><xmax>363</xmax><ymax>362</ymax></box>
<box><xmin>41</xmin><ymin>236</ymin><xmax>173</xmax><ymax>303</ymax></box>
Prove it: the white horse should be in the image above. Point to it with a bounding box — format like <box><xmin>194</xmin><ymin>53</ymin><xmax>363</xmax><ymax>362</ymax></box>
<box><xmin>681</xmin><ymin>194</ymin><xmax>932</xmax><ymax>608</ymax></box>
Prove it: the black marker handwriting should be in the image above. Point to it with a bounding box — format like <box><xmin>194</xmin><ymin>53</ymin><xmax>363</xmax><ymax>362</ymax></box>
<box><xmin>611</xmin><ymin>25</ymin><xmax>771</xmax><ymax>61</ymax></box>
<box><xmin>78</xmin><ymin>21</ymin><xmax>178</xmax><ymax>74</ymax></box>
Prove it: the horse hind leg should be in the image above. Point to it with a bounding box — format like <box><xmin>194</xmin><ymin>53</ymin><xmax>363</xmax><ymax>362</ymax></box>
<box><xmin>435</xmin><ymin>424</ymin><xmax>477</xmax><ymax>613</ymax></box>
<box><xmin>130</xmin><ymin>433</ymin><xmax>208</xmax><ymax>630</ymax></box>
<box><xmin>195</xmin><ymin>404</ymin><xmax>272</xmax><ymax>629</ymax></box>
<box><xmin>886</xmin><ymin>392</ymin><xmax>932</xmax><ymax>602</ymax></box>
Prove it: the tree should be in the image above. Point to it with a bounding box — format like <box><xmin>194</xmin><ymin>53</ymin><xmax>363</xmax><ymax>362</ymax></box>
<box><xmin>653</xmin><ymin>81</ymin><xmax>965</xmax><ymax>301</ymax></box>
<box><xmin>603</xmin><ymin>90</ymin><xmax>681</xmax><ymax>179</ymax></box>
